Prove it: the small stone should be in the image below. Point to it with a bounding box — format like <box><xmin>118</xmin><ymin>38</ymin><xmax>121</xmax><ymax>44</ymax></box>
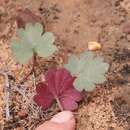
<box><xmin>88</xmin><ymin>41</ymin><xmax>102</xmax><ymax>51</ymax></box>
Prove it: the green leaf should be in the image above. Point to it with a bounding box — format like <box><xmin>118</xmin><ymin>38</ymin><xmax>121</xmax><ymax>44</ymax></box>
<box><xmin>35</xmin><ymin>32</ymin><xmax>57</xmax><ymax>57</ymax></box>
<box><xmin>64</xmin><ymin>55</ymin><xmax>79</xmax><ymax>76</ymax></box>
<box><xmin>64</xmin><ymin>51</ymin><xmax>109</xmax><ymax>91</ymax></box>
<box><xmin>11</xmin><ymin>40</ymin><xmax>33</xmax><ymax>64</ymax></box>
<box><xmin>11</xmin><ymin>23</ymin><xmax>57</xmax><ymax>64</ymax></box>
<box><xmin>17</xmin><ymin>23</ymin><xmax>41</xmax><ymax>47</ymax></box>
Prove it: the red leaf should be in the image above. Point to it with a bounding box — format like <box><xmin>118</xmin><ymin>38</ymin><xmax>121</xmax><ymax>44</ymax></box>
<box><xmin>34</xmin><ymin>83</ymin><xmax>54</xmax><ymax>110</ymax></box>
<box><xmin>34</xmin><ymin>68</ymin><xmax>82</xmax><ymax>111</ymax></box>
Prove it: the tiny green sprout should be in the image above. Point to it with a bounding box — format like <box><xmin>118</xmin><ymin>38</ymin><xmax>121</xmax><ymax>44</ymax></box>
<box><xmin>11</xmin><ymin>23</ymin><xmax>57</xmax><ymax>64</ymax></box>
<box><xmin>64</xmin><ymin>51</ymin><xmax>109</xmax><ymax>91</ymax></box>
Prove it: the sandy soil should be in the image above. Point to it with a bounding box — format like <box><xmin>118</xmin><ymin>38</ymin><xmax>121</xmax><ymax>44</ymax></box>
<box><xmin>0</xmin><ymin>0</ymin><xmax>130</xmax><ymax>130</ymax></box>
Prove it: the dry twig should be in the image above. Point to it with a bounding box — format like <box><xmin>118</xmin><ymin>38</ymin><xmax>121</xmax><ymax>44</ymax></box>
<box><xmin>0</xmin><ymin>71</ymin><xmax>11</xmax><ymax>120</ymax></box>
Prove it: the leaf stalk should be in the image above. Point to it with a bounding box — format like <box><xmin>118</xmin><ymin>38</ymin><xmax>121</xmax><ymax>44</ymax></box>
<box><xmin>55</xmin><ymin>96</ymin><xmax>63</xmax><ymax>111</ymax></box>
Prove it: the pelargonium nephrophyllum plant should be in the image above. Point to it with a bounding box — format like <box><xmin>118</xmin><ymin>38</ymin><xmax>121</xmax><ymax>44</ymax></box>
<box><xmin>11</xmin><ymin>23</ymin><xmax>109</xmax><ymax>111</ymax></box>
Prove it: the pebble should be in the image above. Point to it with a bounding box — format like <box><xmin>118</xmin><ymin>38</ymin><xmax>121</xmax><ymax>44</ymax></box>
<box><xmin>88</xmin><ymin>41</ymin><xmax>102</xmax><ymax>51</ymax></box>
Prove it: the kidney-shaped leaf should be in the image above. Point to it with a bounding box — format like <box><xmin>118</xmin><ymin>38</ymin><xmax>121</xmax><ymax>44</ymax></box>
<box><xmin>34</xmin><ymin>68</ymin><xmax>82</xmax><ymax>111</ymax></box>
<box><xmin>11</xmin><ymin>23</ymin><xmax>57</xmax><ymax>64</ymax></box>
<box><xmin>64</xmin><ymin>51</ymin><xmax>109</xmax><ymax>91</ymax></box>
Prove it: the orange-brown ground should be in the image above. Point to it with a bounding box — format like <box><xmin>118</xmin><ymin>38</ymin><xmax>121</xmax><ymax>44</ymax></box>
<box><xmin>0</xmin><ymin>0</ymin><xmax>130</xmax><ymax>130</ymax></box>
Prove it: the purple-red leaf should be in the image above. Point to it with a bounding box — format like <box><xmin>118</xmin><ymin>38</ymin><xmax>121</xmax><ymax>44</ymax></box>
<box><xmin>34</xmin><ymin>68</ymin><xmax>82</xmax><ymax>111</ymax></box>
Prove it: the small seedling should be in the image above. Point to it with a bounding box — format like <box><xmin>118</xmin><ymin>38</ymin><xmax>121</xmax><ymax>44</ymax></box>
<box><xmin>11</xmin><ymin>23</ymin><xmax>57</xmax><ymax>64</ymax></box>
<box><xmin>64</xmin><ymin>51</ymin><xmax>109</xmax><ymax>91</ymax></box>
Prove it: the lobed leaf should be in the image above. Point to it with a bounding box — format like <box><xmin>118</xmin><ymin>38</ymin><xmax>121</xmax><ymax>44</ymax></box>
<box><xmin>64</xmin><ymin>51</ymin><xmax>109</xmax><ymax>91</ymax></box>
<box><xmin>11</xmin><ymin>23</ymin><xmax>57</xmax><ymax>64</ymax></box>
<box><xmin>34</xmin><ymin>68</ymin><xmax>82</xmax><ymax>111</ymax></box>
<box><xmin>35</xmin><ymin>32</ymin><xmax>57</xmax><ymax>57</ymax></box>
